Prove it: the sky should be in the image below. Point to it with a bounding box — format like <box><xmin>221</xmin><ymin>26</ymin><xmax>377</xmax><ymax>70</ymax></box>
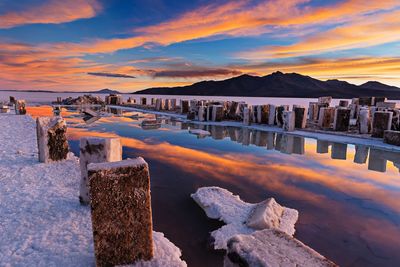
<box><xmin>0</xmin><ymin>0</ymin><xmax>400</xmax><ymax>92</ymax></box>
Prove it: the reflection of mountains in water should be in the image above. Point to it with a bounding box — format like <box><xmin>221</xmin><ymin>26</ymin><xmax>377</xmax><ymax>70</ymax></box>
<box><xmin>177</xmin><ymin>122</ymin><xmax>400</xmax><ymax>173</ymax></box>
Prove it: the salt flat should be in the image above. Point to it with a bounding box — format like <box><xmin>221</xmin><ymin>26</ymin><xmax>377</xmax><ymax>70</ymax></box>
<box><xmin>0</xmin><ymin>113</ymin><xmax>186</xmax><ymax>267</ymax></box>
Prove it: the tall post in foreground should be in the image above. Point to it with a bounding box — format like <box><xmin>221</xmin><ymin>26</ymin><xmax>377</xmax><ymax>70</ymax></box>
<box><xmin>36</xmin><ymin>117</ymin><xmax>69</xmax><ymax>163</ymax></box>
<box><xmin>88</xmin><ymin>158</ymin><xmax>153</xmax><ymax>267</ymax></box>
<box><xmin>79</xmin><ymin>137</ymin><xmax>122</xmax><ymax>205</ymax></box>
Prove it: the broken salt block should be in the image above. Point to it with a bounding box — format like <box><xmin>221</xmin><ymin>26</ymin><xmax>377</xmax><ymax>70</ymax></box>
<box><xmin>191</xmin><ymin>186</ymin><xmax>298</xmax><ymax>250</ymax></box>
<box><xmin>245</xmin><ymin>198</ymin><xmax>284</xmax><ymax>230</ymax></box>
<box><xmin>282</xmin><ymin>111</ymin><xmax>295</xmax><ymax>131</ymax></box>
<box><xmin>88</xmin><ymin>158</ymin><xmax>153</xmax><ymax>267</ymax></box>
<box><xmin>36</xmin><ymin>117</ymin><xmax>69</xmax><ymax>163</ymax></box>
<box><xmin>225</xmin><ymin>229</ymin><xmax>337</xmax><ymax>267</ymax></box>
<box><xmin>79</xmin><ymin>137</ymin><xmax>122</xmax><ymax>205</ymax></box>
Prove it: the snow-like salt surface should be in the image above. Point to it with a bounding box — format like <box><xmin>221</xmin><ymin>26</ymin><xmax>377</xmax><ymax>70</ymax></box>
<box><xmin>0</xmin><ymin>113</ymin><xmax>186</xmax><ymax>267</ymax></box>
<box><xmin>87</xmin><ymin>157</ymin><xmax>147</xmax><ymax>171</ymax></box>
<box><xmin>225</xmin><ymin>229</ymin><xmax>337</xmax><ymax>267</ymax></box>
<box><xmin>191</xmin><ymin>187</ymin><xmax>298</xmax><ymax>250</ymax></box>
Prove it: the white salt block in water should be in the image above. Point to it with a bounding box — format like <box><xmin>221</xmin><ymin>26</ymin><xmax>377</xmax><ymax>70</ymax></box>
<box><xmin>189</xmin><ymin>129</ymin><xmax>210</xmax><ymax>137</ymax></box>
<box><xmin>225</xmin><ymin>229</ymin><xmax>337</xmax><ymax>267</ymax></box>
<box><xmin>191</xmin><ymin>186</ymin><xmax>298</xmax><ymax>250</ymax></box>
<box><xmin>245</xmin><ymin>198</ymin><xmax>284</xmax><ymax>230</ymax></box>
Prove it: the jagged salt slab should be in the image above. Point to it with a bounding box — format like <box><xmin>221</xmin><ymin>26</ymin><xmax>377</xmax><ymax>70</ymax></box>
<box><xmin>121</xmin><ymin>232</ymin><xmax>187</xmax><ymax>267</ymax></box>
<box><xmin>191</xmin><ymin>187</ymin><xmax>298</xmax><ymax>249</ymax></box>
<box><xmin>225</xmin><ymin>229</ymin><xmax>337</xmax><ymax>267</ymax></box>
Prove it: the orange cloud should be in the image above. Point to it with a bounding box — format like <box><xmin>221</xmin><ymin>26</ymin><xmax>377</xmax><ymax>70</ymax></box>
<box><xmin>239</xmin><ymin>9</ymin><xmax>400</xmax><ymax>59</ymax></box>
<box><xmin>0</xmin><ymin>0</ymin><xmax>101</xmax><ymax>29</ymax></box>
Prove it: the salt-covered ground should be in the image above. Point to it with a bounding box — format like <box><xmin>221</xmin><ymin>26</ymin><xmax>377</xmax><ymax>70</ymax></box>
<box><xmin>108</xmin><ymin>105</ymin><xmax>400</xmax><ymax>152</ymax></box>
<box><xmin>0</xmin><ymin>113</ymin><xmax>186</xmax><ymax>266</ymax></box>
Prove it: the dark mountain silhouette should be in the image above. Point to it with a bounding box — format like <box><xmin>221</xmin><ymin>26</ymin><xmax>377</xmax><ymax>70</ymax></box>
<box><xmin>134</xmin><ymin>71</ymin><xmax>400</xmax><ymax>99</ymax></box>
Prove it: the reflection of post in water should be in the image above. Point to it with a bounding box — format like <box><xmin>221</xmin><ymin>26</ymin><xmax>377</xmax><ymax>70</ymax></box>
<box><xmin>210</xmin><ymin>125</ymin><xmax>225</xmax><ymax>140</ymax></box>
<box><xmin>254</xmin><ymin>130</ymin><xmax>268</xmax><ymax>147</ymax></box>
<box><xmin>331</xmin><ymin>142</ymin><xmax>347</xmax><ymax>160</ymax></box>
<box><xmin>292</xmin><ymin>136</ymin><xmax>305</xmax><ymax>155</ymax></box>
<box><xmin>382</xmin><ymin>150</ymin><xmax>400</xmax><ymax>172</ymax></box>
<box><xmin>180</xmin><ymin>122</ymin><xmax>189</xmax><ymax>130</ymax></box>
<box><xmin>368</xmin><ymin>149</ymin><xmax>387</xmax><ymax>173</ymax></box>
<box><xmin>227</xmin><ymin>127</ymin><xmax>237</xmax><ymax>142</ymax></box>
<box><xmin>83</xmin><ymin>116</ymin><xmax>100</xmax><ymax>125</ymax></box>
<box><xmin>275</xmin><ymin>133</ymin><xmax>283</xmax><ymax>151</ymax></box>
<box><xmin>266</xmin><ymin>132</ymin><xmax>275</xmax><ymax>150</ymax></box>
<box><xmin>316</xmin><ymin>140</ymin><xmax>330</xmax><ymax>154</ymax></box>
<box><xmin>280</xmin><ymin>134</ymin><xmax>294</xmax><ymax>154</ymax></box>
<box><xmin>354</xmin><ymin>145</ymin><xmax>369</xmax><ymax>164</ymax></box>
<box><xmin>242</xmin><ymin>128</ymin><xmax>250</xmax><ymax>146</ymax></box>
<box><xmin>235</xmin><ymin>127</ymin><xmax>243</xmax><ymax>143</ymax></box>
<box><xmin>107</xmin><ymin>107</ymin><xmax>123</xmax><ymax>116</ymax></box>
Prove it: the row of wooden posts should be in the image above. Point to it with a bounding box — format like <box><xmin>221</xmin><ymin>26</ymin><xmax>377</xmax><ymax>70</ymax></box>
<box><xmin>36</xmin><ymin>116</ymin><xmax>153</xmax><ymax>267</ymax></box>
<box><xmin>126</xmin><ymin>95</ymin><xmax>400</xmax><ymax>146</ymax></box>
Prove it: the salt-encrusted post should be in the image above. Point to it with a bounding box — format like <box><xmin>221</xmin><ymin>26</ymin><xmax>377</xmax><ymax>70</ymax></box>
<box><xmin>198</xmin><ymin>106</ymin><xmax>206</xmax><ymax>121</ymax></box>
<box><xmin>140</xmin><ymin>97</ymin><xmax>147</xmax><ymax>105</ymax></box>
<box><xmin>36</xmin><ymin>117</ymin><xmax>69</xmax><ymax>163</ymax></box>
<box><xmin>282</xmin><ymin>111</ymin><xmax>295</xmax><ymax>131</ymax></box>
<box><xmin>339</xmin><ymin>100</ymin><xmax>349</xmax><ymax>107</ymax></box>
<box><xmin>180</xmin><ymin>100</ymin><xmax>189</xmax><ymax>114</ymax></box>
<box><xmin>88</xmin><ymin>158</ymin><xmax>153</xmax><ymax>267</ymax></box>
<box><xmin>371</xmin><ymin>111</ymin><xmax>393</xmax><ymax>138</ymax></box>
<box><xmin>9</xmin><ymin>96</ymin><xmax>16</xmax><ymax>105</ymax></box>
<box><xmin>243</xmin><ymin>107</ymin><xmax>251</xmax><ymax>126</ymax></box>
<box><xmin>79</xmin><ymin>137</ymin><xmax>122</xmax><ymax>205</ymax></box>
<box><xmin>212</xmin><ymin>105</ymin><xmax>224</xmax><ymax>122</ymax></box>
<box><xmin>293</xmin><ymin>106</ymin><xmax>307</xmax><ymax>129</ymax></box>
<box><xmin>308</xmin><ymin>102</ymin><xmax>319</xmax><ymax>121</ymax></box>
<box><xmin>15</xmin><ymin>100</ymin><xmax>27</xmax><ymax>115</ymax></box>
<box><xmin>333</xmin><ymin>108</ymin><xmax>350</xmax><ymax>131</ymax></box>
<box><xmin>275</xmin><ymin>105</ymin><xmax>289</xmax><ymax>126</ymax></box>
<box><xmin>268</xmin><ymin>105</ymin><xmax>276</xmax><ymax>125</ymax></box>
<box><xmin>358</xmin><ymin>108</ymin><xmax>371</xmax><ymax>134</ymax></box>
<box><xmin>318</xmin><ymin>107</ymin><xmax>334</xmax><ymax>128</ymax></box>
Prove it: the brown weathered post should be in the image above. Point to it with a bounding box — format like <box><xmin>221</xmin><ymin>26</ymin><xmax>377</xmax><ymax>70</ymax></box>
<box><xmin>88</xmin><ymin>158</ymin><xmax>153</xmax><ymax>267</ymax></box>
<box><xmin>36</xmin><ymin>117</ymin><xmax>69</xmax><ymax>163</ymax></box>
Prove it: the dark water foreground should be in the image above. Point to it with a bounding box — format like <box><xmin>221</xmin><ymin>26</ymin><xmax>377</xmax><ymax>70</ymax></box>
<box><xmin>28</xmin><ymin>106</ymin><xmax>400</xmax><ymax>267</ymax></box>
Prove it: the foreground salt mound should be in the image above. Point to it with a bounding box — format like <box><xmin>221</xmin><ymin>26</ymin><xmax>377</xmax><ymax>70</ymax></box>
<box><xmin>122</xmin><ymin>232</ymin><xmax>186</xmax><ymax>267</ymax></box>
<box><xmin>0</xmin><ymin>114</ymin><xmax>186</xmax><ymax>267</ymax></box>
<box><xmin>191</xmin><ymin>187</ymin><xmax>298</xmax><ymax>249</ymax></box>
<box><xmin>225</xmin><ymin>229</ymin><xmax>337</xmax><ymax>267</ymax></box>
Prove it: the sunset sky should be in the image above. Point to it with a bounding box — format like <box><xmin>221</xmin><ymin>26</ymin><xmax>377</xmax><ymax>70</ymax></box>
<box><xmin>1</xmin><ymin>0</ymin><xmax>400</xmax><ymax>92</ymax></box>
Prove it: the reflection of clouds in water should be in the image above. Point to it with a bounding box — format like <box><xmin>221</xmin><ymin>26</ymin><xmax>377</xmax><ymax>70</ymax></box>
<box><xmin>28</xmin><ymin>105</ymin><xmax>400</xmax><ymax>265</ymax></box>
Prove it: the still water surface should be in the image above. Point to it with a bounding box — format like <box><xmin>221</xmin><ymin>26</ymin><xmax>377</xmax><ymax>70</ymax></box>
<box><xmin>28</xmin><ymin>106</ymin><xmax>400</xmax><ymax>267</ymax></box>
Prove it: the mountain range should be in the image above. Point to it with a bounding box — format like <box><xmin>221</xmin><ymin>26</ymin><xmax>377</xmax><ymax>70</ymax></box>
<box><xmin>134</xmin><ymin>71</ymin><xmax>400</xmax><ymax>99</ymax></box>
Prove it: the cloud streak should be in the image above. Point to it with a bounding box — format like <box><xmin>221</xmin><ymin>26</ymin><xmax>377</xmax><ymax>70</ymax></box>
<box><xmin>87</xmin><ymin>72</ymin><xmax>136</xmax><ymax>79</ymax></box>
<box><xmin>0</xmin><ymin>0</ymin><xmax>101</xmax><ymax>29</ymax></box>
